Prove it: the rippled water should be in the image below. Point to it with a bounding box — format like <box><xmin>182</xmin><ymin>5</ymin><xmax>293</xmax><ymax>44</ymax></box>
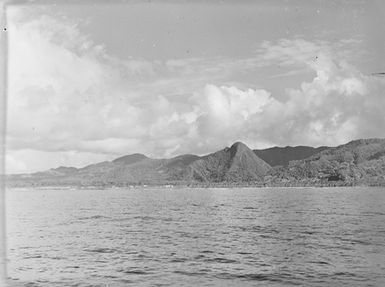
<box><xmin>5</xmin><ymin>187</ymin><xmax>385</xmax><ymax>286</ymax></box>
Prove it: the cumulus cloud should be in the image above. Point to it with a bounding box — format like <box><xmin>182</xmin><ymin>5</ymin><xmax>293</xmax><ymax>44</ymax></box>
<box><xmin>251</xmin><ymin>38</ymin><xmax>385</xmax><ymax>147</ymax></box>
<box><xmin>185</xmin><ymin>39</ymin><xmax>385</xmax><ymax>151</ymax></box>
<box><xmin>5</xmin><ymin>9</ymin><xmax>385</xmax><ymax>173</ymax></box>
<box><xmin>187</xmin><ymin>85</ymin><xmax>274</xmax><ymax>151</ymax></box>
<box><xmin>6</xmin><ymin>9</ymin><xmax>210</xmax><ymax>172</ymax></box>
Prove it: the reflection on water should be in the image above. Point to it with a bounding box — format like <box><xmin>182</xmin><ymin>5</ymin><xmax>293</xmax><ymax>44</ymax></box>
<box><xmin>6</xmin><ymin>187</ymin><xmax>385</xmax><ymax>286</ymax></box>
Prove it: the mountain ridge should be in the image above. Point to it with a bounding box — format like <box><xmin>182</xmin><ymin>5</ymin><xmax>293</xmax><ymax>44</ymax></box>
<box><xmin>6</xmin><ymin>138</ymin><xmax>385</xmax><ymax>187</ymax></box>
<box><xmin>254</xmin><ymin>146</ymin><xmax>328</xmax><ymax>167</ymax></box>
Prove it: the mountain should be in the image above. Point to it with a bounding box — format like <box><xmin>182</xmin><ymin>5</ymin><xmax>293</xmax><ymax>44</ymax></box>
<box><xmin>44</xmin><ymin>166</ymin><xmax>78</xmax><ymax>176</ymax></box>
<box><xmin>112</xmin><ymin>153</ymin><xmax>148</xmax><ymax>165</ymax></box>
<box><xmin>6</xmin><ymin>142</ymin><xmax>270</xmax><ymax>186</ymax></box>
<box><xmin>254</xmin><ymin>146</ymin><xmax>328</xmax><ymax>167</ymax></box>
<box><xmin>268</xmin><ymin>138</ymin><xmax>385</xmax><ymax>186</ymax></box>
<box><xmin>161</xmin><ymin>154</ymin><xmax>201</xmax><ymax>180</ymax></box>
<box><xmin>186</xmin><ymin>142</ymin><xmax>271</xmax><ymax>182</ymax></box>
<box><xmin>6</xmin><ymin>139</ymin><xmax>385</xmax><ymax>187</ymax></box>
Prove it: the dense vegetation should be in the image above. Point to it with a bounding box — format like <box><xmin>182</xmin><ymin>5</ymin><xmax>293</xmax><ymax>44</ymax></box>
<box><xmin>7</xmin><ymin>139</ymin><xmax>385</xmax><ymax>187</ymax></box>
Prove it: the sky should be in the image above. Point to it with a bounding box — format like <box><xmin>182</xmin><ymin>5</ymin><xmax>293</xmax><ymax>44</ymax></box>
<box><xmin>5</xmin><ymin>0</ymin><xmax>385</xmax><ymax>173</ymax></box>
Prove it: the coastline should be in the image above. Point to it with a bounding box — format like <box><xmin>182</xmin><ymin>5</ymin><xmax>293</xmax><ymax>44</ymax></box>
<box><xmin>5</xmin><ymin>183</ymin><xmax>385</xmax><ymax>191</ymax></box>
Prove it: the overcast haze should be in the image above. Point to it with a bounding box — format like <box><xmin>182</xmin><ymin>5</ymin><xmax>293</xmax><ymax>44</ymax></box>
<box><xmin>5</xmin><ymin>0</ymin><xmax>385</xmax><ymax>173</ymax></box>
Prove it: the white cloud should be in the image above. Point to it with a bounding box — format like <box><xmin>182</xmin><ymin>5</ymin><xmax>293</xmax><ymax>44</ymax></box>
<box><xmin>184</xmin><ymin>39</ymin><xmax>385</xmax><ymax>150</ymax></box>
<box><xmin>248</xmin><ymin>38</ymin><xmax>385</xmax><ymax>146</ymax></box>
<box><xmin>189</xmin><ymin>85</ymin><xmax>273</xmax><ymax>147</ymax></box>
<box><xmin>6</xmin><ymin>8</ymin><xmax>385</xmax><ymax>173</ymax></box>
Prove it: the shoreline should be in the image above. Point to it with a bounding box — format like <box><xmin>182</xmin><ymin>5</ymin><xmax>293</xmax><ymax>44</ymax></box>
<box><xmin>5</xmin><ymin>185</ymin><xmax>385</xmax><ymax>191</ymax></box>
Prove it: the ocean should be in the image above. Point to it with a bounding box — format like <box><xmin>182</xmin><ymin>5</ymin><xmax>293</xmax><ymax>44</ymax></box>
<box><xmin>5</xmin><ymin>187</ymin><xmax>385</xmax><ymax>286</ymax></box>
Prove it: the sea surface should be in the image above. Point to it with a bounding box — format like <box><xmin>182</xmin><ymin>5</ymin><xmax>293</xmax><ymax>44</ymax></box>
<box><xmin>5</xmin><ymin>187</ymin><xmax>385</xmax><ymax>287</ymax></box>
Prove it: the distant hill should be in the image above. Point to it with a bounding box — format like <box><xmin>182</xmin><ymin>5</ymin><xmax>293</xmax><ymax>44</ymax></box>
<box><xmin>254</xmin><ymin>146</ymin><xmax>327</xmax><ymax>167</ymax></box>
<box><xmin>112</xmin><ymin>153</ymin><xmax>148</xmax><ymax>165</ymax></box>
<box><xmin>268</xmin><ymin>138</ymin><xmax>385</xmax><ymax>186</ymax></box>
<box><xmin>6</xmin><ymin>139</ymin><xmax>385</xmax><ymax>187</ymax></box>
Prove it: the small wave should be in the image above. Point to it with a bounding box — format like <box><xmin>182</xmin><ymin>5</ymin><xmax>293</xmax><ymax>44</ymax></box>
<box><xmin>237</xmin><ymin>225</ymin><xmax>280</xmax><ymax>234</ymax></box>
<box><xmin>132</xmin><ymin>215</ymin><xmax>157</xmax><ymax>221</ymax></box>
<box><xmin>119</xmin><ymin>279</ymin><xmax>134</xmax><ymax>283</ymax></box>
<box><xmin>302</xmin><ymin>231</ymin><xmax>318</xmax><ymax>235</ymax></box>
<box><xmin>205</xmin><ymin>257</ymin><xmax>238</xmax><ymax>264</ymax></box>
<box><xmin>198</xmin><ymin>268</ymin><xmax>212</xmax><ymax>272</ymax></box>
<box><xmin>119</xmin><ymin>269</ymin><xmax>149</xmax><ymax>275</ymax></box>
<box><xmin>169</xmin><ymin>258</ymin><xmax>187</xmax><ymax>263</ymax></box>
<box><xmin>22</xmin><ymin>282</ymin><xmax>41</xmax><ymax>287</ymax></box>
<box><xmin>349</xmin><ymin>239</ymin><xmax>372</xmax><ymax>245</ymax></box>
<box><xmin>48</xmin><ymin>256</ymin><xmax>65</xmax><ymax>260</ymax></box>
<box><xmin>84</xmin><ymin>248</ymin><xmax>116</xmax><ymax>253</ymax></box>
<box><xmin>23</xmin><ymin>255</ymin><xmax>42</xmax><ymax>259</ymax></box>
<box><xmin>173</xmin><ymin>270</ymin><xmax>207</xmax><ymax>276</ymax></box>
<box><xmin>103</xmin><ymin>275</ymin><xmax>119</xmax><ymax>279</ymax></box>
<box><xmin>200</xmin><ymin>250</ymin><xmax>214</xmax><ymax>254</ymax></box>
<box><xmin>332</xmin><ymin>271</ymin><xmax>359</xmax><ymax>277</ymax></box>
<box><xmin>309</xmin><ymin>260</ymin><xmax>331</xmax><ymax>265</ymax></box>
<box><xmin>216</xmin><ymin>272</ymin><xmax>269</xmax><ymax>281</ymax></box>
<box><xmin>216</xmin><ymin>272</ymin><xmax>298</xmax><ymax>284</ymax></box>
<box><xmin>161</xmin><ymin>217</ymin><xmax>173</xmax><ymax>222</ymax></box>
<box><xmin>77</xmin><ymin>215</ymin><xmax>108</xmax><ymax>220</ymax></box>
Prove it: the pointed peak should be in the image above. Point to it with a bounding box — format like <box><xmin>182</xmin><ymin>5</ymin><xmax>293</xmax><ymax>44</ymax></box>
<box><xmin>230</xmin><ymin>141</ymin><xmax>250</xmax><ymax>151</ymax></box>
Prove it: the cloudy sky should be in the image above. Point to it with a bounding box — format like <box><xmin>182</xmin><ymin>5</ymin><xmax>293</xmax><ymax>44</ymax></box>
<box><xmin>5</xmin><ymin>0</ymin><xmax>385</xmax><ymax>173</ymax></box>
